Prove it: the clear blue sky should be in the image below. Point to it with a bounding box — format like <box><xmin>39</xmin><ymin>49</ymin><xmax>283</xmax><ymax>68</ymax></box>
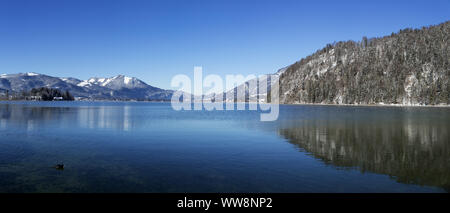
<box><xmin>1</xmin><ymin>0</ymin><xmax>449</xmax><ymax>89</ymax></box>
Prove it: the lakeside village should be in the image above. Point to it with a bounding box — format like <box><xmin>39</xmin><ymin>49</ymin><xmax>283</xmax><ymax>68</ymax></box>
<box><xmin>0</xmin><ymin>87</ymin><xmax>75</xmax><ymax>101</ymax></box>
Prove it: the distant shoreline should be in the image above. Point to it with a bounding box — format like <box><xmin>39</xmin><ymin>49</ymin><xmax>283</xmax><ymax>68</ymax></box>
<box><xmin>0</xmin><ymin>99</ymin><xmax>171</xmax><ymax>103</ymax></box>
<box><xmin>1</xmin><ymin>99</ymin><xmax>449</xmax><ymax>108</ymax></box>
<box><xmin>281</xmin><ymin>102</ymin><xmax>450</xmax><ymax>108</ymax></box>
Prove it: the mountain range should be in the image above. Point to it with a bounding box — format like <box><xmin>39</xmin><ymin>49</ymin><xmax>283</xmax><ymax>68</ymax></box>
<box><xmin>0</xmin><ymin>73</ymin><xmax>172</xmax><ymax>100</ymax></box>
<box><xmin>205</xmin><ymin>21</ymin><xmax>449</xmax><ymax>106</ymax></box>
<box><xmin>1</xmin><ymin>21</ymin><xmax>448</xmax><ymax>105</ymax></box>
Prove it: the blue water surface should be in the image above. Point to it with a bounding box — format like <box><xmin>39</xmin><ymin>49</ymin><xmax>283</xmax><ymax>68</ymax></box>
<box><xmin>0</xmin><ymin>101</ymin><xmax>448</xmax><ymax>192</ymax></box>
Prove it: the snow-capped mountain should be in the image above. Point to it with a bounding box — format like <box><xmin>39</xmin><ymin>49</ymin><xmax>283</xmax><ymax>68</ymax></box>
<box><xmin>1</xmin><ymin>73</ymin><xmax>87</xmax><ymax>95</ymax></box>
<box><xmin>78</xmin><ymin>75</ymin><xmax>151</xmax><ymax>90</ymax></box>
<box><xmin>0</xmin><ymin>73</ymin><xmax>173</xmax><ymax>100</ymax></box>
<box><xmin>206</xmin><ymin>66</ymin><xmax>287</xmax><ymax>102</ymax></box>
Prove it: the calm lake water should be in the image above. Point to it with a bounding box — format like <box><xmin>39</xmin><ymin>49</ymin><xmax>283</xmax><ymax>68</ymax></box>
<box><xmin>0</xmin><ymin>101</ymin><xmax>449</xmax><ymax>192</ymax></box>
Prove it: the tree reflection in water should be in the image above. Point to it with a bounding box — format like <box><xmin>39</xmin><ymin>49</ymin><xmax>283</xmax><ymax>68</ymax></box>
<box><xmin>279</xmin><ymin>117</ymin><xmax>450</xmax><ymax>191</ymax></box>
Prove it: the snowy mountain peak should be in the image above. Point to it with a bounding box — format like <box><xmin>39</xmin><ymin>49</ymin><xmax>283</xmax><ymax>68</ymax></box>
<box><xmin>124</xmin><ymin>76</ymin><xmax>132</xmax><ymax>84</ymax></box>
<box><xmin>110</xmin><ymin>75</ymin><xmax>133</xmax><ymax>83</ymax></box>
<box><xmin>76</xmin><ymin>75</ymin><xmax>148</xmax><ymax>90</ymax></box>
<box><xmin>26</xmin><ymin>72</ymin><xmax>40</xmax><ymax>76</ymax></box>
<box><xmin>0</xmin><ymin>72</ymin><xmax>44</xmax><ymax>78</ymax></box>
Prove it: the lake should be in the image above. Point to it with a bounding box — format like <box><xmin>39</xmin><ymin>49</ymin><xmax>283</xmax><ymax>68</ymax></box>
<box><xmin>0</xmin><ymin>101</ymin><xmax>449</xmax><ymax>192</ymax></box>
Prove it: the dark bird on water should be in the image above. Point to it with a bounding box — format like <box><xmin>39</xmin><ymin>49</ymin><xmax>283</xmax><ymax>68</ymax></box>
<box><xmin>55</xmin><ymin>164</ymin><xmax>64</xmax><ymax>170</ymax></box>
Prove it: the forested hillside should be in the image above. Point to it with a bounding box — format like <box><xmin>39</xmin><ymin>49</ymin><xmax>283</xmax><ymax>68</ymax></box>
<box><xmin>279</xmin><ymin>21</ymin><xmax>449</xmax><ymax>105</ymax></box>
